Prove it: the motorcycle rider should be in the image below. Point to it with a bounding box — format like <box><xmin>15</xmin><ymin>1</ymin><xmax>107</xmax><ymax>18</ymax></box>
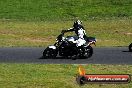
<box><xmin>62</xmin><ymin>20</ymin><xmax>87</xmax><ymax>47</ymax></box>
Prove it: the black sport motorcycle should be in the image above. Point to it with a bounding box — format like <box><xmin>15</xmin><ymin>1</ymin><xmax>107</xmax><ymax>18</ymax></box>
<box><xmin>43</xmin><ymin>30</ymin><xmax>96</xmax><ymax>59</ymax></box>
<box><xmin>129</xmin><ymin>43</ymin><xmax>132</xmax><ymax>52</ymax></box>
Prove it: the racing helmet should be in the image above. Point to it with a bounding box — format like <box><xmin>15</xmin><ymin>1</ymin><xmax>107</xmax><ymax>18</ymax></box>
<box><xmin>73</xmin><ymin>20</ymin><xmax>82</xmax><ymax>28</ymax></box>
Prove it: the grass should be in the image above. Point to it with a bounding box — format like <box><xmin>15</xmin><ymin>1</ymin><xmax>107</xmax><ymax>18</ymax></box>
<box><xmin>0</xmin><ymin>18</ymin><xmax>132</xmax><ymax>47</ymax></box>
<box><xmin>0</xmin><ymin>0</ymin><xmax>132</xmax><ymax>47</ymax></box>
<box><xmin>0</xmin><ymin>0</ymin><xmax>132</xmax><ymax>21</ymax></box>
<box><xmin>0</xmin><ymin>0</ymin><xmax>132</xmax><ymax>88</ymax></box>
<box><xmin>0</xmin><ymin>64</ymin><xmax>131</xmax><ymax>88</ymax></box>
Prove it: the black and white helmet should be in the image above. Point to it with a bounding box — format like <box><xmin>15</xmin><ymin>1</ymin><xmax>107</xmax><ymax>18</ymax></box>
<box><xmin>73</xmin><ymin>20</ymin><xmax>82</xmax><ymax>28</ymax></box>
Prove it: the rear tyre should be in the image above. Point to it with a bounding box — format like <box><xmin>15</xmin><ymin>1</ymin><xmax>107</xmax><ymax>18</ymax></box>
<box><xmin>129</xmin><ymin>43</ymin><xmax>132</xmax><ymax>52</ymax></box>
<box><xmin>86</xmin><ymin>46</ymin><xmax>93</xmax><ymax>58</ymax></box>
<box><xmin>79</xmin><ymin>46</ymin><xmax>93</xmax><ymax>59</ymax></box>
<box><xmin>43</xmin><ymin>47</ymin><xmax>57</xmax><ymax>59</ymax></box>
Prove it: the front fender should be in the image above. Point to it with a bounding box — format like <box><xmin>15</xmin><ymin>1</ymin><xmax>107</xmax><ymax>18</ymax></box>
<box><xmin>48</xmin><ymin>45</ymin><xmax>57</xmax><ymax>50</ymax></box>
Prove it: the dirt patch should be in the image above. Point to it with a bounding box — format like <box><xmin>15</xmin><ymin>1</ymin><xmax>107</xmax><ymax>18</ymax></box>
<box><xmin>115</xmin><ymin>31</ymin><xmax>132</xmax><ymax>35</ymax></box>
<box><xmin>24</xmin><ymin>36</ymin><xmax>55</xmax><ymax>43</ymax></box>
<box><xmin>124</xmin><ymin>32</ymin><xmax>132</xmax><ymax>35</ymax></box>
<box><xmin>24</xmin><ymin>38</ymin><xmax>46</xmax><ymax>42</ymax></box>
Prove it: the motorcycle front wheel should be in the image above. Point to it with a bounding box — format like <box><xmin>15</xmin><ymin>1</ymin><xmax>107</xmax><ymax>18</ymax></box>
<box><xmin>43</xmin><ymin>47</ymin><xmax>57</xmax><ymax>59</ymax></box>
<box><xmin>129</xmin><ymin>43</ymin><xmax>132</xmax><ymax>52</ymax></box>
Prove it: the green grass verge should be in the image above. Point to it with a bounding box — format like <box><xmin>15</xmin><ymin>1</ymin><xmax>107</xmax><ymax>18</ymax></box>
<box><xmin>0</xmin><ymin>1</ymin><xmax>132</xmax><ymax>88</ymax></box>
<box><xmin>0</xmin><ymin>0</ymin><xmax>132</xmax><ymax>21</ymax></box>
<box><xmin>0</xmin><ymin>64</ymin><xmax>131</xmax><ymax>88</ymax></box>
<box><xmin>0</xmin><ymin>0</ymin><xmax>132</xmax><ymax>47</ymax></box>
<box><xmin>0</xmin><ymin>19</ymin><xmax>132</xmax><ymax>47</ymax></box>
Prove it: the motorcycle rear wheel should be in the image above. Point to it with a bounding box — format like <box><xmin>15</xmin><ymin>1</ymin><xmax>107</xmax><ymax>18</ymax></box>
<box><xmin>79</xmin><ymin>46</ymin><xmax>93</xmax><ymax>59</ymax></box>
<box><xmin>43</xmin><ymin>47</ymin><xmax>57</xmax><ymax>59</ymax></box>
<box><xmin>129</xmin><ymin>43</ymin><xmax>132</xmax><ymax>52</ymax></box>
<box><xmin>87</xmin><ymin>46</ymin><xmax>93</xmax><ymax>58</ymax></box>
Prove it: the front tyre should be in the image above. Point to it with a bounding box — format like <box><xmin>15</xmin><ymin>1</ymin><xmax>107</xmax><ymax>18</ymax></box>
<box><xmin>43</xmin><ymin>47</ymin><xmax>57</xmax><ymax>59</ymax></box>
<box><xmin>129</xmin><ymin>43</ymin><xmax>132</xmax><ymax>52</ymax></box>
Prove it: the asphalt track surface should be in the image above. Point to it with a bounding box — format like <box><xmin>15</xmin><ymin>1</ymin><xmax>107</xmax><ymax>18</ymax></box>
<box><xmin>0</xmin><ymin>47</ymin><xmax>132</xmax><ymax>64</ymax></box>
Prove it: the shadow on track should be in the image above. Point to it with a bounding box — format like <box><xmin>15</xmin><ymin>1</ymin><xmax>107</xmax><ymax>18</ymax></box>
<box><xmin>38</xmin><ymin>56</ymin><xmax>91</xmax><ymax>60</ymax></box>
<box><xmin>122</xmin><ymin>50</ymin><xmax>132</xmax><ymax>52</ymax></box>
<box><xmin>38</xmin><ymin>56</ymin><xmax>69</xmax><ymax>59</ymax></box>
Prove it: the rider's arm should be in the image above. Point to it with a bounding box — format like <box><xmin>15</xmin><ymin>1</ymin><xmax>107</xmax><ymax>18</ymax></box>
<box><xmin>62</xmin><ymin>28</ymin><xmax>75</xmax><ymax>33</ymax></box>
<box><xmin>67</xmin><ymin>28</ymin><xmax>75</xmax><ymax>32</ymax></box>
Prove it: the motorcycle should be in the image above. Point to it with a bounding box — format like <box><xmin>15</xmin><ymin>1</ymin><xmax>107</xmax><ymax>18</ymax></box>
<box><xmin>129</xmin><ymin>43</ymin><xmax>132</xmax><ymax>52</ymax></box>
<box><xmin>43</xmin><ymin>30</ymin><xmax>96</xmax><ymax>59</ymax></box>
